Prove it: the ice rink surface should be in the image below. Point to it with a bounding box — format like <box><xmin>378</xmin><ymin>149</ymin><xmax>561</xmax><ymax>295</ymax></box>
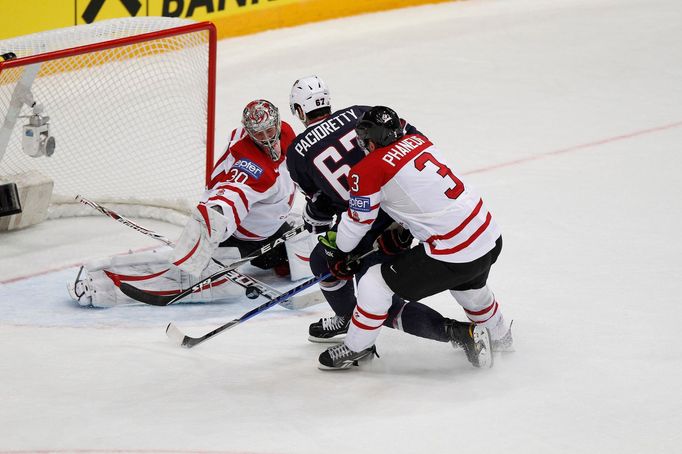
<box><xmin>2</xmin><ymin>0</ymin><xmax>682</xmax><ymax>452</ymax></box>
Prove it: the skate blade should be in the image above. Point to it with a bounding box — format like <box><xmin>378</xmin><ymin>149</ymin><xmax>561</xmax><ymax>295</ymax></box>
<box><xmin>317</xmin><ymin>349</ymin><xmax>376</xmax><ymax>371</ymax></box>
<box><xmin>473</xmin><ymin>326</ymin><xmax>494</xmax><ymax>368</ymax></box>
<box><xmin>317</xmin><ymin>362</ymin><xmax>355</xmax><ymax>371</ymax></box>
<box><xmin>308</xmin><ymin>334</ymin><xmax>346</xmax><ymax>344</ymax></box>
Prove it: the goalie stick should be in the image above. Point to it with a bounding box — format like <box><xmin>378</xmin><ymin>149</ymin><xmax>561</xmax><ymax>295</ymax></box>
<box><xmin>76</xmin><ymin>195</ymin><xmax>175</xmax><ymax>246</ymax></box>
<box><xmin>166</xmin><ymin>247</ymin><xmax>377</xmax><ymax>348</ymax></box>
<box><xmin>118</xmin><ymin>221</ymin><xmax>306</xmax><ymax>306</ymax></box>
<box><xmin>76</xmin><ymin>195</ymin><xmax>309</xmax><ymax>309</ymax></box>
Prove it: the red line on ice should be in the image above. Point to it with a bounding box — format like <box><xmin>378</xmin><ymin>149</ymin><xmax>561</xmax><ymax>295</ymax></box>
<box><xmin>463</xmin><ymin>120</ymin><xmax>682</xmax><ymax>176</ymax></box>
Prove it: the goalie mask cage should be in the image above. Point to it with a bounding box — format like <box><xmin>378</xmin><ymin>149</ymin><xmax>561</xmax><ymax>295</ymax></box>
<box><xmin>0</xmin><ymin>18</ymin><xmax>216</xmax><ymax>222</ymax></box>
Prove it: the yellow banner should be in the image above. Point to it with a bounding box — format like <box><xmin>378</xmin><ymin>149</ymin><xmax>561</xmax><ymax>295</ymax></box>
<box><xmin>148</xmin><ymin>0</ymin><xmax>302</xmax><ymax>20</ymax></box>
<box><xmin>0</xmin><ymin>0</ymin><xmax>454</xmax><ymax>40</ymax></box>
<box><xmin>2</xmin><ymin>0</ymin><xmax>74</xmax><ymax>38</ymax></box>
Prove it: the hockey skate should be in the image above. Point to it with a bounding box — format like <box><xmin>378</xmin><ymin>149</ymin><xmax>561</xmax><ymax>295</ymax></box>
<box><xmin>66</xmin><ymin>266</ymin><xmax>94</xmax><ymax>307</ymax></box>
<box><xmin>308</xmin><ymin>314</ymin><xmax>350</xmax><ymax>343</ymax></box>
<box><xmin>318</xmin><ymin>343</ymin><xmax>378</xmax><ymax>370</ymax></box>
<box><xmin>446</xmin><ymin>320</ymin><xmax>493</xmax><ymax>368</ymax></box>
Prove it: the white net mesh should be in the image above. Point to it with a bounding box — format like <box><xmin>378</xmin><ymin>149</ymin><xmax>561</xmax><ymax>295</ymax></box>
<box><xmin>0</xmin><ymin>17</ymin><xmax>213</xmax><ymax>221</ymax></box>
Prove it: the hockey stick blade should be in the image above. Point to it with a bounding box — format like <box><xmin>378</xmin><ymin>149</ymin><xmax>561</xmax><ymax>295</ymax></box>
<box><xmin>119</xmin><ymin>282</ymin><xmax>174</xmax><ymax>306</ymax></box>
<box><xmin>280</xmin><ymin>289</ymin><xmax>325</xmax><ymax>310</ymax></box>
<box><xmin>165</xmin><ymin>322</ymin><xmax>187</xmax><ymax>346</ymax></box>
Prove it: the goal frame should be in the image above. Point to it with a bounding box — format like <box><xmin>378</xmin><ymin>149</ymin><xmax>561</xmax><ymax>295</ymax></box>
<box><xmin>0</xmin><ymin>20</ymin><xmax>217</xmax><ymax>188</ymax></box>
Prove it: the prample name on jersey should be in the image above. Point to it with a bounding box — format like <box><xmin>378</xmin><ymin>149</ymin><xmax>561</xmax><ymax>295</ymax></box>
<box><xmin>292</xmin><ymin>108</ymin><xmax>360</xmax><ymax>156</ymax></box>
<box><xmin>381</xmin><ymin>136</ymin><xmax>426</xmax><ymax>167</ymax></box>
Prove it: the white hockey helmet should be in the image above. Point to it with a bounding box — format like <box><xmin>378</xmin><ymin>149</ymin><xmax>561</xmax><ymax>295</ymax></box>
<box><xmin>289</xmin><ymin>76</ymin><xmax>331</xmax><ymax>121</ymax></box>
<box><xmin>242</xmin><ymin>99</ymin><xmax>282</xmax><ymax>161</ymax></box>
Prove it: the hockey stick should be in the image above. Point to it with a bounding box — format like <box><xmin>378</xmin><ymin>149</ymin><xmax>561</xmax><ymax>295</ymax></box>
<box><xmin>166</xmin><ymin>248</ymin><xmax>377</xmax><ymax>348</ymax></box>
<box><xmin>119</xmin><ymin>222</ymin><xmax>307</xmax><ymax>306</ymax></box>
<box><xmin>167</xmin><ymin>272</ymin><xmax>331</xmax><ymax>348</ymax></box>
<box><xmin>76</xmin><ymin>195</ymin><xmax>174</xmax><ymax>246</ymax></box>
<box><xmin>76</xmin><ymin>195</ymin><xmax>308</xmax><ymax>308</ymax></box>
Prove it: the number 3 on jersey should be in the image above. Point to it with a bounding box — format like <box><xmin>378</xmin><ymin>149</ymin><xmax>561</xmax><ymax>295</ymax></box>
<box><xmin>414</xmin><ymin>152</ymin><xmax>464</xmax><ymax>199</ymax></box>
<box><xmin>350</xmin><ymin>174</ymin><xmax>360</xmax><ymax>192</ymax></box>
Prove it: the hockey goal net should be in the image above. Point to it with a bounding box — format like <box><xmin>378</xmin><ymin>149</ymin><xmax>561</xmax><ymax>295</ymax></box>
<box><xmin>0</xmin><ymin>17</ymin><xmax>215</xmax><ymax>227</ymax></box>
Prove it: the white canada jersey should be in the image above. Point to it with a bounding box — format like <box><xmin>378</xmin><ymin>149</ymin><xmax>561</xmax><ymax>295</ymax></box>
<box><xmin>203</xmin><ymin>123</ymin><xmax>297</xmax><ymax>241</ymax></box>
<box><xmin>336</xmin><ymin>134</ymin><xmax>500</xmax><ymax>263</ymax></box>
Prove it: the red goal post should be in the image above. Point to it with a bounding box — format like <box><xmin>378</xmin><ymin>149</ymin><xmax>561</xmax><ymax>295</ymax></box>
<box><xmin>0</xmin><ymin>18</ymin><xmax>216</xmax><ymax>227</ymax></box>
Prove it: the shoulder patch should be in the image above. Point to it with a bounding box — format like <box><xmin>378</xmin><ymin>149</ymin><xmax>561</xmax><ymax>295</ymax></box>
<box><xmin>349</xmin><ymin>195</ymin><xmax>371</xmax><ymax>212</ymax></box>
<box><xmin>232</xmin><ymin>159</ymin><xmax>264</xmax><ymax>179</ymax></box>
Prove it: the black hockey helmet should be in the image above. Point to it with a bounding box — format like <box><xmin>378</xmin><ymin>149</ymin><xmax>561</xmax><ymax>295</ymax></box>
<box><xmin>355</xmin><ymin>106</ymin><xmax>403</xmax><ymax>152</ymax></box>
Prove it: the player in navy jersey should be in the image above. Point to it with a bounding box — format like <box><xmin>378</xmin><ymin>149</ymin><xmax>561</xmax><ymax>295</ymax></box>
<box><xmin>287</xmin><ymin>76</ymin><xmax>501</xmax><ymax>360</ymax></box>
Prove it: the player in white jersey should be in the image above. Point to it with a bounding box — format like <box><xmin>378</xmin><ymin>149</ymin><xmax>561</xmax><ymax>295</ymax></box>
<box><xmin>67</xmin><ymin>100</ymin><xmax>314</xmax><ymax>307</ymax></box>
<box><xmin>317</xmin><ymin>106</ymin><xmax>512</xmax><ymax>370</ymax></box>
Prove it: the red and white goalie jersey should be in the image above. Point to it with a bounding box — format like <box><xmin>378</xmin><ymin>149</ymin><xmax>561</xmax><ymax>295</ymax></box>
<box><xmin>336</xmin><ymin>134</ymin><xmax>500</xmax><ymax>263</ymax></box>
<box><xmin>203</xmin><ymin>121</ymin><xmax>297</xmax><ymax>241</ymax></box>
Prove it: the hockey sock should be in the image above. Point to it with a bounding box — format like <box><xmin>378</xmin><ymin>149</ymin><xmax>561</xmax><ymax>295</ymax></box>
<box><xmin>322</xmin><ymin>280</ymin><xmax>357</xmax><ymax>316</ymax></box>
<box><xmin>385</xmin><ymin>298</ymin><xmax>450</xmax><ymax>342</ymax></box>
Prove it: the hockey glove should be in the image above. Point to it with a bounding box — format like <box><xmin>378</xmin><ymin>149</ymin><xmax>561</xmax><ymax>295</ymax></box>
<box><xmin>319</xmin><ymin>231</ymin><xmax>360</xmax><ymax>280</ymax></box>
<box><xmin>377</xmin><ymin>226</ymin><xmax>414</xmax><ymax>255</ymax></box>
<box><xmin>303</xmin><ymin>191</ymin><xmax>337</xmax><ymax>234</ymax></box>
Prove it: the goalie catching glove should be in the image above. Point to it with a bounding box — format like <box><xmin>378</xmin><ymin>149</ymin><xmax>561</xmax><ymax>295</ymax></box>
<box><xmin>377</xmin><ymin>225</ymin><xmax>414</xmax><ymax>255</ymax></box>
<box><xmin>170</xmin><ymin>204</ymin><xmax>230</xmax><ymax>277</ymax></box>
<box><xmin>319</xmin><ymin>231</ymin><xmax>360</xmax><ymax>280</ymax></box>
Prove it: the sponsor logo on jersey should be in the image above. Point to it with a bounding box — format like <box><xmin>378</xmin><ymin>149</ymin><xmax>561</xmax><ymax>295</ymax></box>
<box><xmin>349</xmin><ymin>195</ymin><xmax>371</xmax><ymax>212</ymax></box>
<box><xmin>233</xmin><ymin>159</ymin><xmax>263</xmax><ymax>179</ymax></box>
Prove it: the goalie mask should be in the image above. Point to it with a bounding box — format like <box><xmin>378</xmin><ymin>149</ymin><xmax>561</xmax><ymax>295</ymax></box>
<box><xmin>355</xmin><ymin>106</ymin><xmax>403</xmax><ymax>153</ymax></box>
<box><xmin>289</xmin><ymin>75</ymin><xmax>331</xmax><ymax>122</ymax></box>
<box><xmin>242</xmin><ymin>99</ymin><xmax>282</xmax><ymax>161</ymax></box>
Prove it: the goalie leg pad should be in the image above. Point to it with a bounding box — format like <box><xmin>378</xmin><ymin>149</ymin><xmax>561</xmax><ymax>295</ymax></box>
<box><xmin>70</xmin><ymin>249</ymin><xmax>243</xmax><ymax>307</ymax></box>
<box><xmin>171</xmin><ymin>204</ymin><xmax>230</xmax><ymax>277</ymax></box>
<box><xmin>285</xmin><ymin>230</ymin><xmax>317</xmax><ymax>281</ymax></box>
<box><xmin>71</xmin><ymin>249</ymin><xmax>173</xmax><ymax>307</ymax></box>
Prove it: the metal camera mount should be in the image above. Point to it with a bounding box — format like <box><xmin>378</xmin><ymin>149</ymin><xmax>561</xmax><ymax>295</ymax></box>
<box><xmin>21</xmin><ymin>102</ymin><xmax>56</xmax><ymax>158</ymax></box>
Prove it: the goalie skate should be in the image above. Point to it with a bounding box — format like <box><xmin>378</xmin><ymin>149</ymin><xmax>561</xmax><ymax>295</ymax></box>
<box><xmin>66</xmin><ymin>266</ymin><xmax>94</xmax><ymax>307</ymax></box>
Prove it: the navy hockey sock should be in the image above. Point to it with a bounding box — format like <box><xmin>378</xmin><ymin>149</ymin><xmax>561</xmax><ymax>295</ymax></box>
<box><xmin>322</xmin><ymin>280</ymin><xmax>357</xmax><ymax>316</ymax></box>
<box><xmin>386</xmin><ymin>299</ymin><xmax>450</xmax><ymax>342</ymax></box>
